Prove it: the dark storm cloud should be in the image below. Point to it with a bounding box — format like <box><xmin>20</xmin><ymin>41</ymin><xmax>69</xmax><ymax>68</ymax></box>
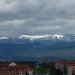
<box><xmin>0</xmin><ymin>0</ymin><xmax>75</xmax><ymax>37</ymax></box>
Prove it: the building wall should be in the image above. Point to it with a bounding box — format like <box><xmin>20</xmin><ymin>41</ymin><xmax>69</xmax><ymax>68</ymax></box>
<box><xmin>0</xmin><ymin>69</ymin><xmax>33</xmax><ymax>75</ymax></box>
<box><xmin>67</xmin><ymin>66</ymin><xmax>75</xmax><ymax>75</ymax></box>
<box><xmin>55</xmin><ymin>62</ymin><xmax>75</xmax><ymax>75</ymax></box>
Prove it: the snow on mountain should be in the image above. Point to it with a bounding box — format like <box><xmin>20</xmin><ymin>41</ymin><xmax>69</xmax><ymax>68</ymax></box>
<box><xmin>0</xmin><ymin>34</ymin><xmax>74</xmax><ymax>42</ymax></box>
<box><xmin>18</xmin><ymin>35</ymin><xmax>51</xmax><ymax>40</ymax></box>
<box><xmin>52</xmin><ymin>34</ymin><xmax>64</xmax><ymax>39</ymax></box>
<box><xmin>0</xmin><ymin>37</ymin><xmax>8</xmax><ymax>40</ymax></box>
<box><xmin>18</xmin><ymin>34</ymin><xmax>64</xmax><ymax>40</ymax></box>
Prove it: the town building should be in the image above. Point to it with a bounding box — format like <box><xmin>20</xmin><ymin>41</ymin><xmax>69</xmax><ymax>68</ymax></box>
<box><xmin>0</xmin><ymin>62</ymin><xmax>34</xmax><ymax>75</ymax></box>
<box><xmin>55</xmin><ymin>60</ymin><xmax>75</xmax><ymax>75</ymax></box>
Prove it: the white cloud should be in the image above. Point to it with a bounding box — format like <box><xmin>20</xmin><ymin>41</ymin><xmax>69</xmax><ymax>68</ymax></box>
<box><xmin>0</xmin><ymin>0</ymin><xmax>75</xmax><ymax>36</ymax></box>
<box><xmin>2</xmin><ymin>19</ymin><xmax>25</xmax><ymax>26</ymax></box>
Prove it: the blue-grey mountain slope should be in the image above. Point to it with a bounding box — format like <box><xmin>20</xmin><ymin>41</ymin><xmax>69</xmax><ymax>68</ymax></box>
<box><xmin>0</xmin><ymin>34</ymin><xmax>75</xmax><ymax>61</ymax></box>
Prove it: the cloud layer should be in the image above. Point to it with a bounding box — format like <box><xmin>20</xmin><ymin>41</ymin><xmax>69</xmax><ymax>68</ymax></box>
<box><xmin>0</xmin><ymin>0</ymin><xmax>75</xmax><ymax>37</ymax></box>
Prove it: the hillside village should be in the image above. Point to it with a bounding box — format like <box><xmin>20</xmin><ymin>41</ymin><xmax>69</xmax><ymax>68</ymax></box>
<box><xmin>0</xmin><ymin>60</ymin><xmax>75</xmax><ymax>75</ymax></box>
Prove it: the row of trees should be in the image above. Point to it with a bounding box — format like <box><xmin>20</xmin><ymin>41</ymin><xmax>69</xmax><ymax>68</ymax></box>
<box><xmin>24</xmin><ymin>62</ymin><xmax>75</xmax><ymax>75</ymax></box>
<box><xmin>49</xmin><ymin>62</ymin><xmax>63</xmax><ymax>75</ymax></box>
<box><xmin>34</xmin><ymin>62</ymin><xmax>75</xmax><ymax>75</ymax></box>
<box><xmin>35</xmin><ymin>62</ymin><xmax>63</xmax><ymax>75</ymax></box>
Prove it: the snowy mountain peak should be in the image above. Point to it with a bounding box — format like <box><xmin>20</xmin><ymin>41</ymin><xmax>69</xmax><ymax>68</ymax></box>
<box><xmin>0</xmin><ymin>37</ymin><xmax>8</xmax><ymax>40</ymax></box>
<box><xmin>52</xmin><ymin>34</ymin><xmax>64</xmax><ymax>39</ymax></box>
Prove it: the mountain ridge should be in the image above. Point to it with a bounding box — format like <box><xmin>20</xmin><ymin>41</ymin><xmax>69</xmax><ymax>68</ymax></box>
<box><xmin>0</xmin><ymin>34</ymin><xmax>75</xmax><ymax>61</ymax></box>
<box><xmin>0</xmin><ymin>34</ymin><xmax>75</xmax><ymax>41</ymax></box>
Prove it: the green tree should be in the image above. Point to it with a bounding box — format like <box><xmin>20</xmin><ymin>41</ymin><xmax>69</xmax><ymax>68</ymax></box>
<box><xmin>49</xmin><ymin>62</ymin><xmax>57</xmax><ymax>75</ymax></box>
<box><xmin>72</xmin><ymin>68</ymin><xmax>75</xmax><ymax>75</ymax></box>
<box><xmin>56</xmin><ymin>68</ymin><xmax>63</xmax><ymax>75</ymax></box>
<box><xmin>25</xmin><ymin>71</ymin><xmax>29</xmax><ymax>75</ymax></box>
<box><xmin>63</xmin><ymin>65</ymin><xmax>67</xmax><ymax>75</ymax></box>
<box><xmin>36</xmin><ymin>66</ymin><xmax>50</xmax><ymax>75</ymax></box>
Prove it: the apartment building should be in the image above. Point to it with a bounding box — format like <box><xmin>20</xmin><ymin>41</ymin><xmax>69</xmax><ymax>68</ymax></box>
<box><xmin>55</xmin><ymin>61</ymin><xmax>75</xmax><ymax>75</ymax></box>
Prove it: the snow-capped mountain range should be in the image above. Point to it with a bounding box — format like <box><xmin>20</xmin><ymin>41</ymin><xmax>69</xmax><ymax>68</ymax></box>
<box><xmin>18</xmin><ymin>34</ymin><xmax>64</xmax><ymax>40</ymax></box>
<box><xmin>0</xmin><ymin>34</ymin><xmax>75</xmax><ymax>61</ymax></box>
<box><xmin>0</xmin><ymin>34</ymin><xmax>75</xmax><ymax>41</ymax></box>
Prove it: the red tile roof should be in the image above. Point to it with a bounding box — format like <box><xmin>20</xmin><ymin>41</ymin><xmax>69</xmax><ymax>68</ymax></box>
<box><xmin>0</xmin><ymin>62</ymin><xmax>34</xmax><ymax>71</ymax></box>
<box><xmin>55</xmin><ymin>60</ymin><xmax>75</xmax><ymax>66</ymax></box>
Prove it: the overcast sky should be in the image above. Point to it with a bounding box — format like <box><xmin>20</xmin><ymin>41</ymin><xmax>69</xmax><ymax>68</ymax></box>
<box><xmin>0</xmin><ymin>0</ymin><xmax>75</xmax><ymax>37</ymax></box>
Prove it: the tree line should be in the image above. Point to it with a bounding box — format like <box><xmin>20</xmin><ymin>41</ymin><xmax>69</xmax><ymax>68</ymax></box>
<box><xmin>34</xmin><ymin>62</ymin><xmax>75</xmax><ymax>75</ymax></box>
